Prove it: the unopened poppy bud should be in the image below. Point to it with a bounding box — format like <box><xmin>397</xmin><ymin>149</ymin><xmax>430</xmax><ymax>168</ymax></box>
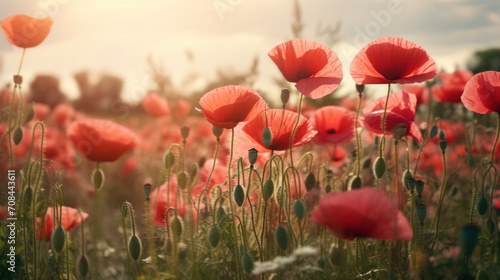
<box><xmin>164</xmin><ymin>151</ymin><xmax>175</xmax><ymax>170</ymax></box>
<box><xmin>476</xmin><ymin>196</ymin><xmax>488</xmax><ymax>216</ymax></box>
<box><xmin>262</xmin><ymin>127</ymin><xmax>272</xmax><ymax>148</ymax></box>
<box><xmin>429</xmin><ymin>125</ymin><xmax>438</xmax><ymax>139</ymax></box>
<box><xmin>316</xmin><ymin>256</ymin><xmax>326</xmax><ymax>268</ymax></box>
<box><xmin>349</xmin><ymin>176</ymin><xmax>362</xmax><ymax>190</ymax></box>
<box><xmin>190</xmin><ymin>163</ymin><xmax>199</xmax><ymax>179</ymax></box>
<box><xmin>208</xmin><ymin>225</ymin><xmax>221</xmax><ymax>248</ymax></box>
<box><xmin>177</xmin><ymin>171</ymin><xmax>189</xmax><ymax>190</ymax></box>
<box><xmin>451</xmin><ymin>186</ymin><xmax>458</xmax><ymax>197</ymax></box>
<box><xmin>439</xmin><ymin>139</ymin><xmax>447</xmax><ymax>152</ymax></box>
<box><xmin>293</xmin><ymin>199</ymin><xmax>306</xmax><ymax>220</ymax></box>
<box><xmin>275</xmin><ymin>225</ymin><xmax>289</xmax><ymax>251</ymax></box>
<box><xmin>241</xmin><ymin>253</ymin><xmax>254</xmax><ymax>274</ymax></box>
<box><xmin>392</xmin><ymin>123</ymin><xmax>407</xmax><ymax>140</ymax></box>
<box><xmin>51</xmin><ymin>225</ymin><xmax>66</xmax><ymax>254</ymax></box>
<box><xmin>13</xmin><ymin>126</ymin><xmax>23</xmax><ymax>145</ymax></box>
<box><xmin>362</xmin><ymin>157</ymin><xmax>371</xmax><ymax>169</ymax></box>
<box><xmin>78</xmin><ymin>254</ymin><xmax>90</xmax><ymax>278</ymax></box>
<box><xmin>91</xmin><ymin>168</ymin><xmax>105</xmax><ymax>191</ymax></box>
<box><xmin>281</xmin><ymin>89</ymin><xmax>290</xmax><ymax>105</ymax></box>
<box><xmin>23</xmin><ymin>186</ymin><xmax>32</xmax><ymax>210</ymax></box>
<box><xmin>459</xmin><ymin>223</ymin><xmax>481</xmax><ymax>258</ymax></box>
<box><xmin>143</xmin><ymin>183</ymin><xmax>152</xmax><ymax>200</ymax></box>
<box><xmin>248</xmin><ymin>148</ymin><xmax>258</xmax><ymax>166</ymax></box>
<box><xmin>325</xmin><ymin>184</ymin><xmax>332</xmax><ymax>193</ymax></box>
<box><xmin>212</xmin><ymin>125</ymin><xmax>224</xmax><ymax>138</ymax></box>
<box><xmin>416</xmin><ymin>204</ymin><xmax>427</xmax><ymax>224</ymax></box>
<box><xmin>128</xmin><ymin>235</ymin><xmax>142</xmax><ymax>260</ymax></box>
<box><xmin>304</xmin><ymin>172</ymin><xmax>316</xmax><ymax>192</ymax></box>
<box><xmin>355</xmin><ymin>84</ymin><xmax>365</xmax><ymax>94</ymax></box>
<box><xmin>373</xmin><ymin>157</ymin><xmax>386</xmax><ymax>179</ymax></box>
<box><xmin>439</xmin><ymin>130</ymin><xmax>445</xmax><ymax>140</ymax></box>
<box><xmin>216</xmin><ymin>206</ymin><xmax>226</xmax><ymax>224</ymax></box>
<box><xmin>234</xmin><ymin>184</ymin><xmax>245</xmax><ymax>207</ymax></box>
<box><xmin>180</xmin><ymin>125</ymin><xmax>190</xmax><ymax>140</ymax></box>
<box><xmin>263</xmin><ymin>178</ymin><xmax>274</xmax><ymax>200</ymax></box>
<box><xmin>467</xmin><ymin>153</ymin><xmax>475</xmax><ymax>167</ymax></box>
<box><xmin>13</xmin><ymin>74</ymin><xmax>22</xmax><ymax>85</ymax></box>
<box><xmin>171</xmin><ymin>215</ymin><xmax>183</xmax><ymax>239</ymax></box>
<box><xmin>415</xmin><ymin>180</ymin><xmax>424</xmax><ymax>195</ymax></box>
<box><xmin>408</xmin><ymin>178</ymin><xmax>416</xmax><ymax>192</ymax></box>
<box><xmin>24</xmin><ymin>105</ymin><xmax>35</xmax><ymax>123</ymax></box>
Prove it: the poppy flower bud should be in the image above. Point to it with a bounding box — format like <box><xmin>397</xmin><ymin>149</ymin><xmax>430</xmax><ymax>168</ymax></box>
<box><xmin>416</xmin><ymin>204</ymin><xmax>427</xmax><ymax>224</ymax></box>
<box><xmin>91</xmin><ymin>168</ymin><xmax>105</xmax><ymax>191</ymax></box>
<box><xmin>415</xmin><ymin>180</ymin><xmax>424</xmax><ymax>195</ymax></box>
<box><xmin>23</xmin><ymin>186</ymin><xmax>32</xmax><ymax>210</ymax></box>
<box><xmin>355</xmin><ymin>84</ymin><xmax>365</xmax><ymax>95</ymax></box>
<box><xmin>241</xmin><ymin>253</ymin><xmax>254</xmax><ymax>274</ymax></box>
<box><xmin>190</xmin><ymin>163</ymin><xmax>199</xmax><ymax>180</ymax></box>
<box><xmin>248</xmin><ymin>148</ymin><xmax>258</xmax><ymax>166</ymax></box>
<box><xmin>234</xmin><ymin>184</ymin><xmax>245</xmax><ymax>207</ymax></box>
<box><xmin>177</xmin><ymin>171</ymin><xmax>189</xmax><ymax>190</ymax></box>
<box><xmin>180</xmin><ymin>125</ymin><xmax>190</xmax><ymax>140</ymax></box>
<box><xmin>275</xmin><ymin>225</ymin><xmax>289</xmax><ymax>251</ymax></box>
<box><xmin>476</xmin><ymin>196</ymin><xmax>488</xmax><ymax>216</ymax></box>
<box><xmin>212</xmin><ymin>125</ymin><xmax>224</xmax><ymax>138</ymax></box>
<box><xmin>281</xmin><ymin>89</ymin><xmax>290</xmax><ymax>105</ymax></box>
<box><xmin>164</xmin><ymin>151</ymin><xmax>175</xmax><ymax>170</ymax></box>
<box><xmin>216</xmin><ymin>206</ymin><xmax>226</xmax><ymax>224</ymax></box>
<box><xmin>263</xmin><ymin>178</ymin><xmax>274</xmax><ymax>200</ymax></box>
<box><xmin>51</xmin><ymin>225</ymin><xmax>66</xmax><ymax>254</ymax></box>
<box><xmin>128</xmin><ymin>235</ymin><xmax>142</xmax><ymax>260</ymax></box>
<box><xmin>403</xmin><ymin>170</ymin><xmax>412</xmax><ymax>190</ymax></box>
<box><xmin>208</xmin><ymin>225</ymin><xmax>221</xmax><ymax>248</ymax></box>
<box><xmin>439</xmin><ymin>130</ymin><xmax>446</xmax><ymax>140</ymax></box>
<box><xmin>392</xmin><ymin>123</ymin><xmax>408</xmax><ymax>140</ymax></box>
<box><xmin>362</xmin><ymin>157</ymin><xmax>371</xmax><ymax>169</ymax></box>
<box><xmin>349</xmin><ymin>176</ymin><xmax>362</xmax><ymax>190</ymax></box>
<box><xmin>439</xmin><ymin>139</ymin><xmax>447</xmax><ymax>152</ymax></box>
<box><xmin>316</xmin><ymin>256</ymin><xmax>326</xmax><ymax>268</ymax></box>
<box><xmin>429</xmin><ymin>125</ymin><xmax>438</xmax><ymax>139</ymax></box>
<box><xmin>13</xmin><ymin>126</ymin><xmax>23</xmax><ymax>145</ymax></box>
<box><xmin>77</xmin><ymin>254</ymin><xmax>90</xmax><ymax>278</ymax></box>
<box><xmin>13</xmin><ymin>74</ymin><xmax>22</xmax><ymax>85</ymax></box>
<box><xmin>293</xmin><ymin>199</ymin><xmax>306</xmax><ymax>220</ymax></box>
<box><xmin>373</xmin><ymin>157</ymin><xmax>386</xmax><ymax>179</ymax></box>
<box><xmin>325</xmin><ymin>184</ymin><xmax>332</xmax><ymax>193</ymax></box>
<box><xmin>407</xmin><ymin>178</ymin><xmax>416</xmax><ymax>192</ymax></box>
<box><xmin>467</xmin><ymin>153</ymin><xmax>475</xmax><ymax>167</ymax></box>
<box><xmin>304</xmin><ymin>172</ymin><xmax>316</xmax><ymax>192</ymax></box>
<box><xmin>24</xmin><ymin>105</ymin><xmax>35</xmax><ymax>123</ymax></box>
<box><xmin>262</xmin><ymin>126</ymin><xmax>272</xmax><ymax>148</ymax></box>
<box><xmin>171</xmin><ymin>215</ymin><xmax>183</xmax><ymax>239</ymax></box>
<box><xmin>451</xmin><ymin>186</ymin><xmax>458</xmax><ymax>196</ymax></box>
<box><xmin>459</xmin><ymin>223</ymin><xmax>480</xmax><ymax>258</ymax></box>
<box><xmin>143</xmin><ymin>183</ymin><xmax>152</xmax><ymax>200</ymax></box>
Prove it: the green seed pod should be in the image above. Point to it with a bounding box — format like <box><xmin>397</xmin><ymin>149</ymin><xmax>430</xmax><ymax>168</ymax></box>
<box><xmin>349</xmin><ymin>176</ymin><xmax>362</xmax><ymax>190</ymax></box>
<box><xmin>180</xmin><ymin>125</ymin><xmax>190</xmax><ymax>140</ymax></box>
<box><xmin>373</xmin><ymin>157</ymin><xmax>386</xmax><ymax>179</ymax></box>
<box><xmin>216</xmin><ymin>207</ymin><xmax>226</xmax><ymax>224</ymax></box>
<box><xmin>416</xmin><ymin>204</ymin><xmax>427</xmax><ymax>224</ymax></box>
<box><xmin>208</xmin><ymin>226</ymin><xmax>221</xmax><ymax>248</ymax></box>
<box><xmin>293</xmin><ymin>199</ymin><xmax>306</xmax><ymax>220</ymax></box>
<box><xmin>13</xmin><ymin>126</ymin><xmax>23</xmax><ymax>145</ymax></box>
<box><xmin>262</xmin><ymin>178</ymin><xmax>274</xmax><ymax>201</ymax></box>
<box><xmin>459</xmin><ymin>223</ymin><xmax>481</xmax><ymax>258</ymax></box>
<box><xmin>362</xmin><ymin>157</ymin><xmax>371</xmax><ymax>169</ymax></box>
<box><xmin>91</xmin><ymin>168</ymin><xmax>105</xmax><ymax>190</ymax></box>
<box><xmin>143</xmin><ymin>183</ymin><xmax>152</xmax><ymax>199</ymax></box>
<box><xmin>241</xmin><ymin>253</ymin><xmax>254</xmax><ymax>274</ymax></box>
<box><xmin>439</xmin><ymin>139</ymin><xmax>447</xmax><ymax>152</ymax></box>
<box><xmin>304</xmin><ymin>172</ymin><xmax>316</xmax><ymax>192</ymax></box>
<box><xmin>51</xmin><ymin>225</ymin><xmax>66</xmax><ymax>254</ymax></box>
<box><xmin>77</xmin><ymin>255</ymin><xmax>90</xmax><ymax>278</ymax></box>
<box><xmin>177</xmin><ymin>171</ymin><xmax>189</xmax><ymax>190</ymax></box>
<box><xmin>171</xmin><ymin>215</ymin><xmax>183</xmax><ymax>239</ymax></box>
<box><xmin>355</xmin><ymin>84</ymin><xmax>365</xmax><ymax>94</ymax></box>
<box><xmin>234</xmin><ymin>184</ymin><xmax>245</xmax><ymax>207</ymax></box>
<box><xmin>467</xmin><ymin>153</ymin><xmax>475</xmax><ymax>167</ymax></box>
<box><xmin>415</xmin><ymin>180</ymin><xmax>424</xmax><ymax>195</ymax></box>
<box><xmin>429</xmin><ymin>125</ymin><xmax>438</xmax><ymax>139</ymax></box>
<box><xmin>408</xmin><ymin>178</ymin><xmax>416</xmax><ymax>192</ymax></box>
<box><xmin>438</xmin><ymin>129</ymin><xmax>445</xmax><ymax>140</ymax></box>
<box><xmin>24</xmin><ymin>104</ymin><xmax>35</xmax><ymax>123</ymax></box>
<box><xmin>128</xmin><ymin>235</ymin><xmax>142</xmax><ymax>260</ymax></box>
<box><xmin>316</xmin><ymin>256</ymin><xmax>326</xmax><ymax>268</ymax></box>
<box><xmin>275</xmin><ymin>225</ymin><xmax>289</xmax><ymax>251</ymax></box>
<box><xmin>212</xmin><ymin>125</ymin><xmax>224</xmax><ymax>138</ymax></box>
<box><xmin>403</xmin><ymin>170</ymin><xmax>412</xmax><ymax>190</ymax></box>
<box><xmin>248</xmin><ymin>148</ymin><xmax>258</xmax><ymax>166</ymax></box>
<box><xmin>262</xmin><ymin>127</ymin><xmax>272</xmax><ymax>148</ymax></box>
<box><xmin>164</xmin><ymin>150</ymin><xmax>175</xmax><ymax>170</ymax></box>
<box><xmin>476</xmin><ymin>196</ymin><xmax>488</xmax><ymax>216</ymax></box>
<box><xmin>280</xmin><ymin>89</ymin><xmax>290</xmax><ymax>105</ymax></box>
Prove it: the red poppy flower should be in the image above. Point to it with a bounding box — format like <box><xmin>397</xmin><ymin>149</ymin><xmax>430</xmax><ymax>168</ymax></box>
<box><xmin>362</xmin><ymin>91</ymin><xmax>422</xmax><ymax>143</ymax></box>
<box><xmin>173</xmin><ymin>98</ymin><xmax>191</xmax><ymax>119</ymax></box>
<box><xmin>433</xmin><ymin>70</ymin><xmax>473</xmax><ymax>103</ymax></box>
<box><xmin>149</xmin><ymin>176</ymin><xmax>187</xmax><ymax>226</ymax></box>
<box><xmin>51</xmin><ymin>103</ymin><xmax>75</xmax><ymax>127</ymax></box>
<box><xmin>197</xmin><ymin>85</ymin><xmax>266</xmax><ymax>129</ymax></box>
<box><xmin>33</xmin><ymin>103</ymin><xmax>51</xmax><ymax>121</ymax></box>
<box><xmin>350</xmin><ymin>37</ymin><xmax>437</xmax><ymax>85</ymax></box>
<box><xmin>268</xmin><ymin>38</ymin><xmax>343</xmax><ymax>99</ymax></box>
<box><xmin>36</xmin><ymin>206</ymin><xmax>88</xmax><ymax>241</ymax></box>
<box><xmin>242</xmin><ymin>109</ymin><xmax>317</xmax><ymax>151</ymax></box>
<box><xmin>461</xmin><ymin>71</ymin><xmax>500</xmax><ymax>114</ymax></box>
<box><xmin>1</xmin><ymin>15</ymin><xmax>53</xmax><ymax>48</ymax></box>
<box><xmin>311</xmin><ymin>188</ymin><xmax>412</xmax><ymax>241</ymax></box>
<box><xmin>67</xmin><ymin>119</ymin><xmax>139</xmax><ymax>162</ymax></box>
<box><xmin>402</xmin><ymin>84</ymin><xmax>429</xmax><ymax>105</ymax></box>
<box><xmin>311</xmin><ymin>106</ymin><xmax>356</xmax><ymax>145</ymax></box>
<box><xmin>142</xmin><ymin>92</ymin><xmax>170</xmax><ymax>117</ymax></box>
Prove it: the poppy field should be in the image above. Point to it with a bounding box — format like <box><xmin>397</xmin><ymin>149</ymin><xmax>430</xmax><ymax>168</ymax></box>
<box><xmin>1</xmin><ymin>10</ymin><xmax>500</xmax><ymax>280</ymax></box>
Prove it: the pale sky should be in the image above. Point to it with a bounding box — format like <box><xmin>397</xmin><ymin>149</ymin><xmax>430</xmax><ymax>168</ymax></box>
<box><xmin>1</xmin><ymin>0</ymin><xmax>499</xmax><ymax>103</ymax></box>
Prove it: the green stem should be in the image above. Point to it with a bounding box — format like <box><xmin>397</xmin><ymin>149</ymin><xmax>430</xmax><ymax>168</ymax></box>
<box><xmin>196</xmin><ymin>137</ymin><xmax>220</xmax><ymax>232</ymax></box>
<box><xmin>355</xmin><ymin>90</ymin><xmax>363</xmax><ymax>176</ymax></box>
<box><xmin>247</xmin><ymin>167</ymin><xmax>263</xmax><ymax>260</ymax></box>
<box><xmin>429</xmin><ymin>149</ymin><xmax>447</xmax><ymax>255</ymax></box>
<box><xmin>289</xmin><ymin>94</ymin><xmax>304</xmax><ymax>167</ymax></box>
<box><xmin>379</xmin><ymin>84</ymin><xmax>391</xmax><ymax>158</ymax></box>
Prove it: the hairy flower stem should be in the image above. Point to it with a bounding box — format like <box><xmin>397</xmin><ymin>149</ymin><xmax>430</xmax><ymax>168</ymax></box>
<box><xmin>196</xmin><ymin>137</ymin><xmax>220</xmax><ymax>232</ymax></box>
<box><xmin>379</xmin><ymin>84</ymin><xmax>391</xmax><ymax>158</ymax></box>
<box><xmin>246</xmin><ymin>166</ymin><xmax>263</xmax><ymax>260</ymax></box>
<box><xmin>355</xmin><ymin>90</ymin><xmax>363</xmax><ymax>176</ymax></box>
<box><xmin>289</xmin><ymin>93</ymin><xmax>304</xmax><ymax>167</ymax></box>
<box><xmin>92</xmin><ymin>163</ymin><xmax>102</xmax><ymax>278</ymax></box>
<box><xmin>413</xmin><ymin>81</ymin><xmax>435</xmax><ymax>176</ymax></box>
<box><xmin>430</xmin><ymin>149</ymin><xmax>447</xmax><ymax>255</ymax></box>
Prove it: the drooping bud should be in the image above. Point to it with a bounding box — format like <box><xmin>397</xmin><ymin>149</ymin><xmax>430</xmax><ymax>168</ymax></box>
<box><xmin>91</xmin><ymin>168</ymin><xmax>105</xmax><ymax>191</ymax></box>
<box><xmin>362</xmin><ymin>157</ymin><xmax>371</xmax><ymax>169</ymax></box>
<box><xmin>51</xmin><ymin>225</ymin><xmax>66</xmax><ymax>254</ymax></box>
<box><xmin>304</xmin><ymin>172</ymin><xmax>316</xmax><ymax>192</ymax></box>
<box><xmin>164</xmin><ymin>150</ymin><xmax>175</xmax><ymax>170</ymax></box>
<box><xmin>177</xmin><ymin>171</ymin><xmax>189</xmax><ymax>190</ymax></box>
<box><xmin>241</xmin><ymin>253</ymin><xmax>254</xmax><ymax>274</ymax></box>
<box><xmin>373</xmin><ymin>157</ymin><xmax>386</xmax><ymax>179</ymax></box>
<box><xmin>439</xmin><ymin>139</ymin><xmax>447</xmax><ymax>152</ymax></box>
<box><xmin>234</xmin><ymin>184</ymin><xmax>245</xmax><ymax>207</ymax></box>
<box><xmin>262</xmin><ymin>178</ymin><xmax>274</xmax><ymax>201</ymax></box>
<box><xmin>262</xmin><ymin>127</ymin><xmax>272</xmax><ymax>148</ymax></box>
<box><xmin>24</xmin><ymin>104</ymin><xmax>35</xmax><ymax>124</ymax></box>
<box><xmin>415</xmin><ymin>180</ymin><xmax>424</xmax><ymax>195</ymax></box>
<box><xmin>248</xmin><ymin>148</ymin><xmax>258</xmax><ymax>166</ymax></box>
<box><xmin>143</xmin><ymin>183</ymin><xmax>152</xmax><ymax>200</ymax></box>
<box><xmin>212</xmin><ymin>125</ymin><xmax>224</xmax><ymax>138</ymax></box>
<box><xmin>459</xmin><ymin>223</ymin><xmax>481</xmax><ymax>258</ymax></box>
<box><xmin>216</xmin><ymin>207</ymin><xmax>226</xmax><ymax>224</ymax></box>
<box><xmin>467</xmin><ymin>153</ymin><xmax>475</xmax><ymax>167</ymax></box>
<box><xmin>416</xmin><ymin>204</ymin><xmax>427</xmax><ymax>224</ymax></box>
<box><xmin>476</xmin><ymin>196</ymin><xmax>488</xmax><ymax>216</ymax></box>
<box><xmin>208</xmin><ymin>226</ymin><xmax>221</xmax><ymax>248</ymax></box>
<box><xmin>429</xmin><ymin>125</ymin><xmax>438</xmax><ymax>139</ymax></box>
<box><xmin>293</xmin><ymin>199</ymin><xmax>306</xmax><ymax>220</ymax></box>
<box><xmin>180</xmin><ymin>125</ymin><xmax>190</xmax><ymax>140</ymax></box>
<box><xmin>275</xmin><ymin>225</ymin><xmax>289</xmax><ymax>251</ymax></box>
<box><xmin>403</xmin><ymin>170</ymin><xmax>412</xmax><ymax>190</ymax></box>
<box><xmin>13</xmin><ymin>126</ymin><xmax>23</xmax><ymax>145</ymax></box>
<box><xmin>280</xmin><ymin>89</ymin><xmax>290</xmax><ymax>105</ymax></box>
<box><xmin>128</xmin><ymin>235</ymin><xmax>142</xmax><ymax>260</ymax></box>
<box><xmin>171</xmin><ymin>215</ymin><xmax>183</xmax><ymax>240</ymax></box>
<box><xmin>77</xmin><ymin>255</ymin><xmax>90</xmax><ymax>278</ymax></box>
<box><xmin>23</xmin><ymin>186</ymin><xmax>32</xmax><ymax>210</ymax></box>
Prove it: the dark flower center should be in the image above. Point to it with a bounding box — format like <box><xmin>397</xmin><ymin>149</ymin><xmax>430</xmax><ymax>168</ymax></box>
<box><xmin>326</xmin><ymin>129</ymin><xmax>336</xmax><ymax>134</ymax></box>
